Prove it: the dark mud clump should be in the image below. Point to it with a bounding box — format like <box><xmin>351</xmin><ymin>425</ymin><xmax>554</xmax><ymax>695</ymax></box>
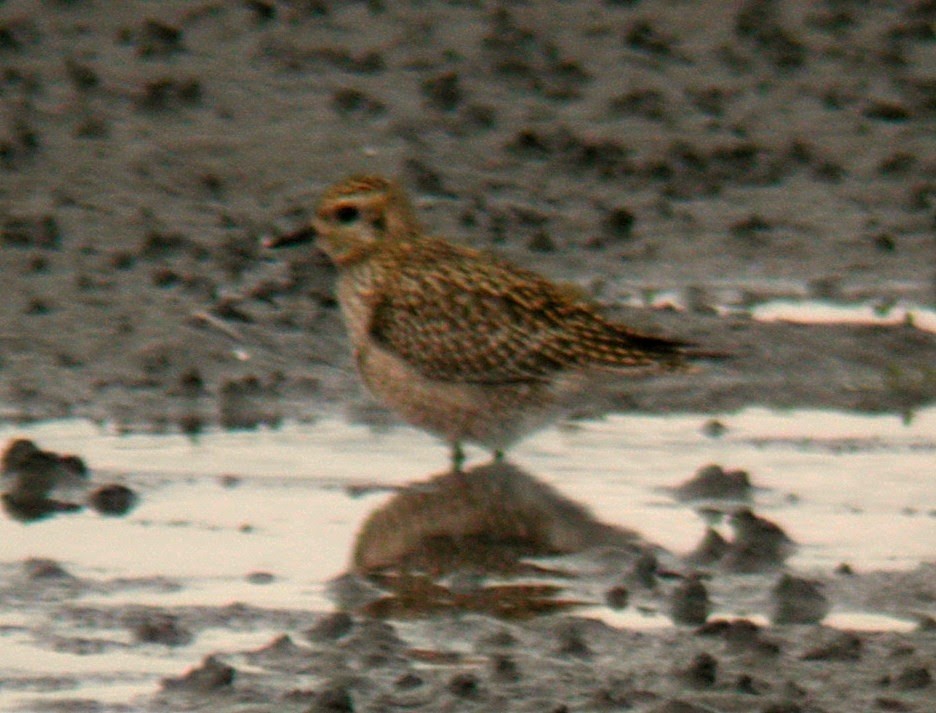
<box><xmin>672</xmin><ymin>463</ymin><xmax>752</xmax><ymax>502</ymax></box>
<box><xmin>1</xmin><ymin>438</ymin><xmax>138</xmax><ymax>522</ymax></box>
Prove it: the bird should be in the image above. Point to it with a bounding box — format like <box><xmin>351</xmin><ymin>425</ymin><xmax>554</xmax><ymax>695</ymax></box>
<box><xmin>265</xmin><ymin>175</ymin><xmax>717</xmax><ymax>471</ymax></box>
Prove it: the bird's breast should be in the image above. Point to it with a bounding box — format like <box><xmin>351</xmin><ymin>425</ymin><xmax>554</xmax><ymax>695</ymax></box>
<box><xmin>335</xmin><ymin>268</ymin><xmax>380</xmax><ymax>346</ymax></box>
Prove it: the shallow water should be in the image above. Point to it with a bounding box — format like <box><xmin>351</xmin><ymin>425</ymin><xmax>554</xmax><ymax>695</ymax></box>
<box><xmin>1</xmin><ymin>408</ymin><xmax>934</xmax><ymax>710</ymax></box>
<box><xmin>634</xmin><ymin>291</ymin><xmax>936</xmax><ymax>334</ymax></box>
<box><xmin>3</xmin><ymin>408</ymin><xmax>934</xmax><ymax>584</ymax></box>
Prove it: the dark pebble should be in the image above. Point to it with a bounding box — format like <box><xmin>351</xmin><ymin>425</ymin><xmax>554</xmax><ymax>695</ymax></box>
<box><xmin>162</xmin><ymin>655</ymin><xmax>236</xmax><ymax>691</ymax></box>
<box><xmin>725</xmin><ymin>619</ymin><xmax>780</xmax><ymax>656</ymax></box>
<box><xmin>862</xmin><ymin>101</ymin><xmax>911</xmax><ymax>122</ymax></box>
<box><xmin>670</xmin><ymin>575</ymin><xmax>710</xmax><ymax>626</ymax></box>
<box><xmin>23</xmin><ymin>557</ymin><xmax>74</xmax><ymax>580</ymax></box>
<box><xmin>630</xmin><ymin>551</ymin><xmax>658</xmax><ymax>589</ymax></box>
<box><xmin>701</xmin><ymin>419</ymin><xmax>728</xmax><ymax>438</ymax></box>
<box><xmin>555</xmin><ymin>623</ymin><xmax>591</xmax><ymax>658</ymax></box>
<box><xmin>770</xmin><ymin>574</ymin><xmax>829</xmax><ymax>625</ymax></box>
<box><xmin>893</xmin><ymin>665</ymin><xmax>930</xmax><ymax>690</ymax></box>
<box><xmin>394</xmin><ymin>672</ymin><xmax>423</xmax><ymax>689</ymax></box>
<box><xmin>137</xmin><ymin>77</ymin><xmax>202</xmax><ymax>112</ymax></box>
<box><xmin>133</xmin><ymin>614</ymin><xmax>193</xmax><ymax>646</ymax></box>
<box><xmin>679</xmin><ymin>652</ymin><xmax>717</xmax><ymax>688</ymax></box>
<box><xmin>674</xmin><ymin>464</ymin><xmax>752</xmax><ymax>501</ymax></box>
<box><xmin>312</xmin><ymin>686</ymin><xmax>354</xmax><ymax>712</ymax></box>
<box><xmin>723</xmin><ymin>508</ymin><xmax>795</xmax><ymax>572</ymax></box>
<box><xmin>801</xmin><ymin>632</ymin><xmax>862</xmax><ymax>661</ymax></box>
<box><xmin>648</xmin><ymin>700</ymin><xmax>713</xmax><ymax>713</ymax></box>
<box><xmin>332</xmin><ymin>88</ymin><xmax>385</xmax><ymax>117</ymax></box>
<box><xmin>490</xmin><ymin>654</ymin><xmax>520</xmax><ymax>682</ymax></box>
<box><xmin>685</xmin><ymin>527</ymin><xmax>729</xmax><ymax>565</ymax></box>
<box><xmin>89</xmin><ymin>484</ymin><xmax>138</xmax><ymax>516</ymax></box>
<box><xmin>605</xmin><ymin>584</ymin><xmax>629</xmax><ymax>610</ymax></box>
<box><xmin>64</xmin><ymin>58</ymin><xmax>99</xmax><ymax>91</ymax></box>
<box><xmin>135</xmin><ymin>19</ymin><xmax>184</xmax><ymax>58</ymax></box>
<box><xmin>447</xmin><ymin>672</ymin><xmax>479</xmax><ymax>698</ymax></box>
<box><xmin>306</xmin><ymin>612</ymin><xmax>354</xmax><ymax>642</ymax></box>
<box><xmin>422</xmin><ymin>71</ymin><xmax>462</xmax><ymax>112</ymax></box>
<box><xmin>761</xmin><ymin>704</ymin><xmax>803</xmax><ymax>713</ymax></box>
<box><xmin>2</xmin><ymin>493</ymin><xmax>82</xmax><ymax>522</ymax></box>
<box><xmin>1</xmin><ymin>215</ymin><xmax>61</xmax><ymax>249</ymax></box>
<box><xmin>476</xmin><ymin>628</ymin><xmax>517</xmax><ymax>650</ymax></box>
<box><xmin>735</xmin><ymin>673</ymin><xmax>762</xmax><ymax>694</ymax></box>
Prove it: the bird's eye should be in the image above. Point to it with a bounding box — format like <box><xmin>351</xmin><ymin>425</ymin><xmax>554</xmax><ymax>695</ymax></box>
<box><xmin>334</xmin><ymin>206</ymin><xmax>360</xmax><ymax>224</ymax></box>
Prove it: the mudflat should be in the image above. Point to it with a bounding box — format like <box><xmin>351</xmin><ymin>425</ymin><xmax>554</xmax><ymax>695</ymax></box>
<box><xmin>0</xmin><ymin>1</ymin><xmax>933</xmax><ymax>711</ymax></box>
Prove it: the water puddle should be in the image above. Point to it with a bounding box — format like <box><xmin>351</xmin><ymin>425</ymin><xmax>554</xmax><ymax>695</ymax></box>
<box><xmin>750</xmin><ymin>299</ymin><xmax>936</xmax><ymax>333</ymax></box>
<box><xmin>627</xmin><ymin>289</ymin><xmax>936</xmax><ymax>333</ymax></box>
<box><xmin>0</xmin><ymin>407</ymin><xmax>933</xmax><ymax>710</ymax></box>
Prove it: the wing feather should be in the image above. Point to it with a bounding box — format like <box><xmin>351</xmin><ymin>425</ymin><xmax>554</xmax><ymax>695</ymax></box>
<box><xmin>368</xmin><ymin>239</ymin><xmax>689</xmax><ymax>383</ymax></box>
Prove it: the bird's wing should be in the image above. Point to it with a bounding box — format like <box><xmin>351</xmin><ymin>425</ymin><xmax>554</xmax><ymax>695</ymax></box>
<box><xmin>367</xmin><ymin>244</ymin><xmax>689</xmax><ymax>384</ymax></box>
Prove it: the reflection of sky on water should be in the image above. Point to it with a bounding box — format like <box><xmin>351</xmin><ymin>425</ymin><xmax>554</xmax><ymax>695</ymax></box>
<box><xmin>0</xmin><ymin>408</ymin><xmax>932</xmax><ymax>709</ymax></box>
<box><xmin>1</xmin><ymin>407</ymin><xmax>932</xmax><ymax>593</ymax></box>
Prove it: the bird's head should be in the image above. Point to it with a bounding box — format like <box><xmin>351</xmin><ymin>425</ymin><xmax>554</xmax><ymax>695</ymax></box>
<box><xmin>264</xmin><ymin>175</ymin><xmax>420</xmax><ymax>265</ymax></box>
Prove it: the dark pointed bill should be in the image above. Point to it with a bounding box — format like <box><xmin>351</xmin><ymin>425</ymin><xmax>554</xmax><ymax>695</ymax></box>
<box><xmin>263</xmin><ymin>226</ymin><xmax>317</xmax><ymax>249</ymax></box>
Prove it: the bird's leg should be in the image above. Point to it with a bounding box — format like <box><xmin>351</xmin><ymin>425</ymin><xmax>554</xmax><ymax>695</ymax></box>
<box><xmin>451</xmin><ymin>442</ymin><xmax>466</xmax><ymax>473</ymax></box>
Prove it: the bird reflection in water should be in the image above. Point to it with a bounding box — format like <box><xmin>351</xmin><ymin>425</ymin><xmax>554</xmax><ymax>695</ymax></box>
<box><xmin>346</xmin><ymin>460</ymin><xmax>655</xmax><ymax>619</ymax></box>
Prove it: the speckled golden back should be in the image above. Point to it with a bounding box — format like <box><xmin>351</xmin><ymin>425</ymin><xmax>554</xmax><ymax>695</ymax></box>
<box><xmin>363</xmin><ymin>234</ymin><xmax>690</xmax><ymax>384</ymax></box>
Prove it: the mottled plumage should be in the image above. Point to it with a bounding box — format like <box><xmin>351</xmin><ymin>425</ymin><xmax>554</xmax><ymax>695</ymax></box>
<box><xmin>267</xmin><ymin>175</ymin><xmax>705</xmax><ymax>469</ymax></box>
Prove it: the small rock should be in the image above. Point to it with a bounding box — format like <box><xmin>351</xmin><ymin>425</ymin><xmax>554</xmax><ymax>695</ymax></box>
<box><xmin>490</xmin><ymin>654</ymin><xmax>520</xmax><ymax>682</ymax></box>
<box><xmin>723</xmin><ymin>508</ymin><xmax>795</xmax><ymax>572</ymax></box>
<box><xmin>605</xmin><ymin>585</ymin><xmax>629</xmax><ymax>610</ymax></box>
<box><xmin>893</xmin><ymin>665</ymin><xmax>930</xmax><ymax>690</ymax></box>
<box><xmin>89</xmin><ymin>484</ymin><xmax>138</xmax><ymax>516</ymax></box>
<box><xmin>678</xmin><ymin>652</ymin><xmax>717</xmax><ymax>688</ymax></box>
<box><xmin>674</xmin><ymin>464</ymin><xmax>751</xmax><ymax>501</ymax></box>
<box><xmin>313</xmin><ymin>686</ymin><xmax>354</xmax><ymax>712</ymax></box>
<box><xmin>161</xmin><ymin>655</ymin><xmax>236</xmax><ymax>691</ymax></box>
<box><xmin>802</xmin><ymin>632</ymin><xmax>862</xmax><ymax>661</ymax></box>
<box><xmin>862</xmin><ymin>101</ymin><xmax>911</xmax><ymax>122</ymax></box>
<box><xmin>701</xmin><ymin>420</ymin><xmax>728</xmax><ymax>438</ymax></box>
<box><xmin>134</xmin><ymin>19</ymin><xmax>184</xmax><ymax>58</ymax></box>
<box><xmin>771</xmin><ymin>574</ymin><xmax>829</xmax><ymax>625</ymax></box>
<box><xmin>601</xmin><ymin>207</ymin><xmax>636</xmax><ymax>241</ymax></box>
<box><xmin>761</xmin><ymin>703</ymin><xmax>803</xmax><ymax>713</ymax></box>
<box><xmin>1</xmin><ymin>215</ymin><xmax>61</xmax><ymax>249</ymax></box>
<box><xmin>23</xmin><ymin>557</ymin><xmax>74</xmax><ymax>580</ymax></box>
<box><xmin>447</xmin><ymin>672</ymin><xmax>479</xmax><ymax>698</ymax></box>
<box><xmin>422</xmin><ymin>71</ymin><xmax>462</xmax><ymax>112</ymax></box>
<box><xmin>630</xmin><ymin>551</ymin><xmax>658</xmax><ymax>589</ymax></box>
<box><xmin>648</xmin><ymin>700</ymin><xmax>714</xmax><ymax>713</ymax></box>
<box><xmin>133</xmin><ymin>614</ymin><xmax>193</xmax><ymax>646</ymax></box>
<box><xmin>670</xmin><ymin>575</ymin><xmax>710</xmax><ymax>626</ymax></box>
<box><xmin>555</xmin><ymin>622</ymin><xmax>591</xmax><ymax>658</ymax></box>
<box><xmin>724</xmin><ymin>619</ymin><xmax>781</xmax><ymax>656</ymax></box>
<box><xmin>734</xmin><ymin>673</ymin><xmax>759</xmax><ymax>694</ymax></box>
<box><xmin>394</xmin><ymin>672</ymin><xmax>423</xmax><ymax>689</ymax></box>
<box><xmin>306</xmin><ymin>612</ymin><xmax>354</xmax><ymax>642</ymax></box>
<box><xmin>685</xmin><ymin>528</ymin><xmax>729</xmax><ymax>566</ymax></box>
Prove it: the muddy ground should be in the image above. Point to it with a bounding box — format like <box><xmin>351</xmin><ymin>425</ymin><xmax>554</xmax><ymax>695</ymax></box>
<box><xmin>0</xmin><ymin>1</ymin><xmax>934</xmax><ymax>711</ymax></box>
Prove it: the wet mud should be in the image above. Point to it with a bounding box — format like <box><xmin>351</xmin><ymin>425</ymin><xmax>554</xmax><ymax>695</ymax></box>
<box><xmin>0</xmin><ymin>1</ymin><xmax>934</xmax><ymax>711</ymax></box>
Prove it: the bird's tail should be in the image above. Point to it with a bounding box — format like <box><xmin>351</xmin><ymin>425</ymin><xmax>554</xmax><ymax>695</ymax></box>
<box><xmin>582</xmin><ymin>324</ymin><xmax>728</xmax><ymax>372</ymax></box>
